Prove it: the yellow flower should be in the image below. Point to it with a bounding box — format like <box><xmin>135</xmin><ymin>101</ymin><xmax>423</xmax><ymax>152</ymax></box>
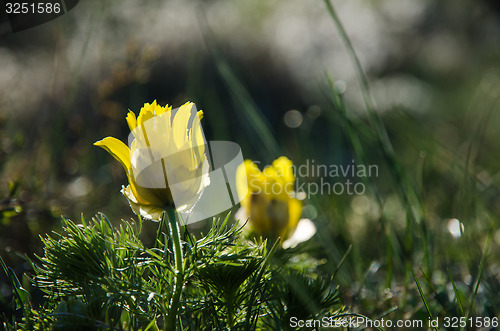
<box><xmin>95</xmin><ymin>100</ymin><xmax>208</xmax><ymax>220</ymax></box>
<box><xmin>236</xmin><ymin>156</ymin><xmax>302</xmax><ymax>241</ymax></box>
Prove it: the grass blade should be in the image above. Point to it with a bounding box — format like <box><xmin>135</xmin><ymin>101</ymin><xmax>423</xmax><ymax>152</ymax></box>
<box><xmin>447</xmin><ymin>268</ymin><xmax>465</xmax><ymax>316</ymax></box>
<box><xmin>411</xmin><ymin>265</ymin><xmax>437</xmax><ymax>331</ymax></box>
<box><xmin>461</xmin><ymin>230</ymin><xmax>492</xmax><ymax>331</ymax></box>
<box><xmin>199</xmin><ymin>11</ymin><xmax>281</xmax><ymax>156</ymax></box>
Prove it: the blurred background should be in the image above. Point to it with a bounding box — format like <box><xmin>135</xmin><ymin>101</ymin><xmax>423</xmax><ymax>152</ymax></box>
<box><xmin>2</xmin><ymin>0</ymin><xmax>500</xmax><ymax>323</ymax></box>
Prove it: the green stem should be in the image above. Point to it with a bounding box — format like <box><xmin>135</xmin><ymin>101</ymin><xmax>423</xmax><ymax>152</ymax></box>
<box><xmin>165</xmin><ymin>210</ymin><xmax>184</xmax><ymax>331</ymax></box>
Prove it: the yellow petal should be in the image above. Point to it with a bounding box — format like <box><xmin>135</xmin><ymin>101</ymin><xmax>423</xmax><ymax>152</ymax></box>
<box><xmin>284</xmin><ymin>198</ymin><xmax>302</xmax><ymax>239</ymax></box>
<box><xmin>173</xmin><ymin>102</ymin><xmax>193</xmax><ymax>149</ymax></box>
<box><xmin>197</xmin><ymin>110</ymin><xmax>204</xmax><ymax>120</ymax></box>
<box><xmin>94</xmin><ymin>137</ymin><xmax>131</xmax><ymax>171</ymax></box>
<box><xmin>154</xmin><ymin>102</ymin><xmax>171</xmax><ymax>116</ymax></box>
<box><xmin>244</xmin><ymin>160</ymin><xmax>262</xmax><ymax>179</ymax></box>
<box><xmin>236</xmin><ymin>162</ymin><xmax>250</xmax><ymax>206</ymax></box>
<box><xmin>273</xmin><ymin>156</ymin><xmax>295</xmax><ymax>183</ymax></box>
<box><xmin>262</xmin><ymin>165</ymin><xmax>276</xmax><ymax>180</ymax></box>
<box><xmin>137</xmin><ymin>101</ymin><xmax>156</xmax><ymax>126</ymax></box>
<box><xmin>95</xmin><ymin>138</ymin><xmax>151</xmax><ymax>205</ymax></box>
<box><xmin>126</xmin><ymin>110</ymin><xmax>137</xmax><ymax>131</ymax></box>
<box><xmin>187</xmin><ymin>115</ymin><xmax>205</xmax><ymax>170</ymax></box>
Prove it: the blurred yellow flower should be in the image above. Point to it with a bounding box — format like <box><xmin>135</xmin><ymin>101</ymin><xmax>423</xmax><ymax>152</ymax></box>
<box><xmin>236</xmin><ymin>156</ymin><xmax>302</xmax><ymax>241</ymax></box>
<box><xmin>95</xmin><ymin>100</ymin><xmax>208</xmax><ymax>220</ymax></box>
